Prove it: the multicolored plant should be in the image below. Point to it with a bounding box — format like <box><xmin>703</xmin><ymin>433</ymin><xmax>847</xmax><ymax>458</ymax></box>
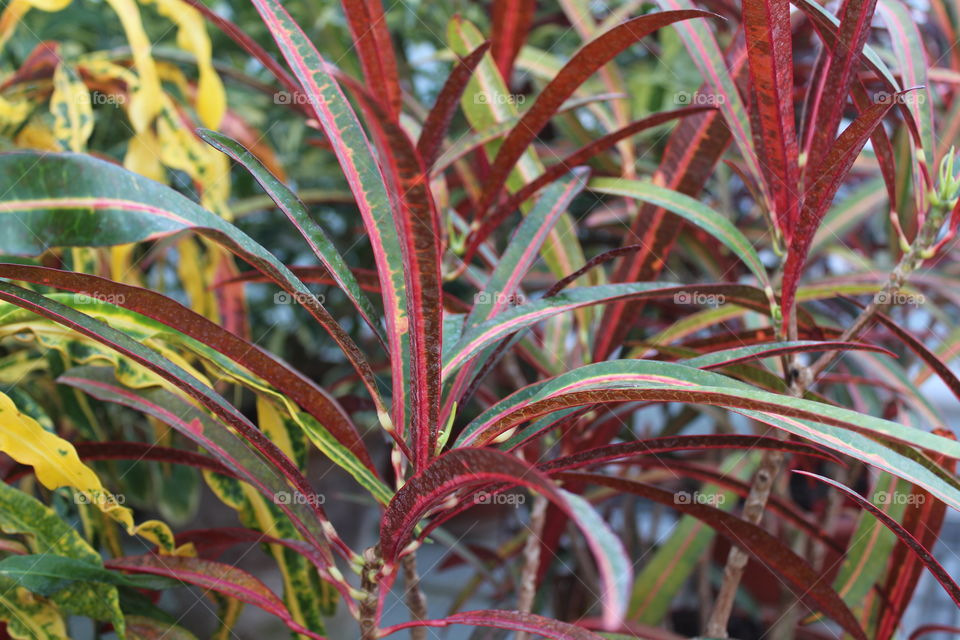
<box><xmin>0</xmin><ymin>0</ymin><xmax>958</xmax><ymax>638</ymax></box>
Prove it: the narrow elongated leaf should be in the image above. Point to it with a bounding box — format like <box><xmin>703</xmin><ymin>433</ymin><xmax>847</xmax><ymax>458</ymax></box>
<box><xmin>743</xmin><ymin>0</ymin><xmax>799</xmax><ymax>236</ymax></box>
<box><xmin>596</xmin><ymin>105</ymin><xmax>732</xmax><ymax>359</ymax></box>
<box><xmin>381</xmin><ymin>610</ymin><xmax>606</xmax><ymax>639</ymax></box>
<box><xmin>340</xmin><ymin>0</ymin><xmax>401</xmax><ymax>119</ymax></box>
<box><xmin>198</xmin><ymin>129</ymin><xmax>384</xmax><ymax>343</ymax></box>
<box><xmin>796</xmin><ymin>472</ymin><xmax>960</xmax><ymax>608</ymax></box>
<box><xmin>0</xmin><ymin>262</ymin><xmax>376</xmax><ymax>473</ymax></box>
<box><xmin>802</xmin><ymin>0</ymin><xmax>881</xmax><ymax>178</ymax></box>
<box><xmin>106</xmin><ymin>555</ymin><xmax>326</xmax><ymax>639</ymax></box>
<box><xmin>445</xmin><ymin>283</ymin><xmax>776</xmax><ymax>379</ymax></box>
<box><xmin>417</xmin><ymin>42</ymin><xmax>490</xmax><ymax>168</ymax></box>
<box><xmin>680</xmin><ymin>340</ymin><xmax>894</xmax><ymax>369</ymax></box>
<box><xmin>490</xmin><ymin>0</ymin><xmax>535</xmax><ymax>79</ymax></box>
<box><xmin>249</xmin><ymin>0</ymin><xmax>412</xmax><ymax>439</ymax></box>
<box><xmin>655</xmin><ymin>0</ymin><xmax>763</xmax><ymax>192</ymax></box>
<box><xmin>0</xmin><ymin>151</ymin><xmax>385</xmax><ymax>417</ymax></box>
<box><xmin>380</xmin><ymin>448</ymin><xmax>631</xmax><ymax>628</ymax></box>
<box><xmin>590</xmin><ymin>177</ymin><xmax>770</xmax><ymax>287</ymax></box>
<box><xmin>467</xmin><ymin>106</ymin><xmax>712</xmax><ymax>258</ymax></box>
<box><xmin>563</xmin><ymin>472</ymin><xmax>867</xmax><ymax>640</ymax></box>
<box><xmin>781</xmin><ymin>100</ymin><xmax>896</xmax><ymax>323</ymax></box>
<box><xmin>57</xmin><ymin>366</ymin><xmax>346</xmax><ymax>583</ymax></box>
<box><xmin>456</xmin><ymin>359</ymin><xmax>960</xmax><ymax>511</ymax></box>
<box><xmin>539</xmin><ymin>434</ymin><xmax>839</xmax><ymax>472</ymax></box>
<box><xmin>473</xmin><ymin>9</ymin><xmax>712</xmax><ymax>218</ymax></box>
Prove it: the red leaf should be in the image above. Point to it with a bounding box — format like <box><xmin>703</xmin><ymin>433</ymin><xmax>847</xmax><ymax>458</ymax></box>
<box><xmin>380</xmin><ymin>448</ymin><xmax>631</xmax><ymax>627</ymax></box>
<box><xmin>465</xmin><ymin>106</ymin><xmax>714</xmax><ymax>262</ymax></box>
<box><xmin>802</xmin><ymin>0</ymin><xmax>881</xmax><ymax>178</ymax></box>
<box><xmin>539</xmin><ymin>434</ymin><xmax>841</xmax><ymax>473</ymax></box>
<box><xmin>340</xmin><ymin>0</ymin><xmax>402</xmax><ymax>119</ymax></box>
<box><xmin>780</xmin><ymin>98</ymin><xmax>896</xmax><ymax>325</ymax></box>
<box><xmin>473</xmin><ymin>10</ymin><xmax>715</xmax><ymax>220</ymax></box>
<box><xmin>417</xmin><ymin>43</ymin><xmax>490</xmax><ymax>169</ymax></box>
<box><xmin>743</xmin><ymin>0</ymin><xmax>800</xmax><ymax>238</ymax></box>
<box><xmin>380</xmin><ymin>610</ymin><xmax>606</xmax><ymax>639</ymax></box>
<box><xmin>794</xmin><ymin>471</ymin><xmax>960</xmax><ymax>617</ymax></box>
<box><xmin>490</xmin><ymin>0</ymin><xmax>536</xmax><ymax>80</ymax></box>
<box><xmin>0</xmin><ymin>263</ymin><xmax>377</xmax><ymax>473</ymax></box>
<box><xmin>106</xmin><ymin>554</ymin><xmax>326</xmax><ymax>639</ymax></box>
<box><xmin>563</xmin><ymin>472</ymin><xmax>867</xmax><ymax>640</ymax></box>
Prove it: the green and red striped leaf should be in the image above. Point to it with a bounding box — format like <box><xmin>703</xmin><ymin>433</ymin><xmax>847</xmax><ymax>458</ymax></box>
<box><xmin>379</xmin><ymin>448</ymin><xmax>631</xmax><ymax>629</ymax></box>
<box><xmin>106</xmin><ymin>554</ymin><xmax>326</xmax><ymax>639</ymax></box>
<box><xmin>562</xmin><ymin>472</ymin><xmax>867</xmax><ymax>640</ymax></box>
<box><xmin>340</xmin><ymin>0</ymin><xmax>402</xmax><ymax>119</ymax></box>
<box><xmin>380</xmin><ymin>610</ymin><xmax>606</xmax><ymax>640</ymax></box>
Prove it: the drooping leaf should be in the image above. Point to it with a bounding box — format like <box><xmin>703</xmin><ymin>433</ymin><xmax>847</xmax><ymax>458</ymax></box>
<box><xmin>0</xmin><ymin>152</ymin><xmax>385</xmax><ymax>417</ymax></box>
<box><xmin>563</xmin><ymin>472</ymin><xmax>867</xmax><ymax>640</ymax></box>
<box><xmin>379</xmin><ymin>448</ymin><xmax>632</xmax><ymax>628</ymax></box>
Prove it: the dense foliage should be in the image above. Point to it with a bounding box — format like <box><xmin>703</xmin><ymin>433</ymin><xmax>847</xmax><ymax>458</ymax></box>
<box><xmin>0</xmin><ymin>0</ymin><xmax>957</xmax><ymax>638</ymax></box>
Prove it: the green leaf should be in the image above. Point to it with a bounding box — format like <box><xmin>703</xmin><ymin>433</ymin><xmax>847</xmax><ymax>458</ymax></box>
<box><xmin>0</xmin><ymin>483</ymin><xmax>125</xmax><ymax>634</ymax></box>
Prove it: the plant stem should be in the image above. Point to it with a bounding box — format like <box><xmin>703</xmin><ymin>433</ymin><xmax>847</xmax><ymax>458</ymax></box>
<box><xmin>402</xmin><ymin>554</ymin><xmax>428</xmax><ymax>640</ymax></box>
<box><xmin>359</xmin><ymin>546</ymin><xmax>382</xmax><ymax>640</ymax></box>
<box><xmin>516</xmin><ymin>494</ymin><xmax>548</xmax><ymax>640</ymax></box>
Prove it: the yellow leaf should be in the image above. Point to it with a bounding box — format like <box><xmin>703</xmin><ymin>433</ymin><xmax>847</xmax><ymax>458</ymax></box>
<box><xmin>0</xmin><ymin>390</ymin><xmax>189</xmax><ymax>555</ymax></box>
<box><xmin>124</xmin><ymin>130</ymin><xmax>165</xmax><ymax>182</ymax></box>
<box><xmin>145</xmin><ymin>0</ymin><xmax>225</xmax><ymax>128</ymax></box>
<box><xmin>103</xmin><ymin>0</ymin><xmax>161</xmax><ymax>132</ymax></box>
<box><xmin>14</xmin><ymin>116</ymin><xmax>60</xmax><ymax>151</ymax></box>
<box><xmin>51</xmin><ymin>63</ymin><xmax>94</xmax><ymax>152</ymax></box>
<box><xmin>0</xmin><ymin>0</ymin><xmax>71</xmax><ymax>50</ymax></box>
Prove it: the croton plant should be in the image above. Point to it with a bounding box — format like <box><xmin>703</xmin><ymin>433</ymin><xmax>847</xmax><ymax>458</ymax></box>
<box><xmin>0</xmin><ymin>0</ymin><xmax>957</xmax><ymax>637</ymax></box>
